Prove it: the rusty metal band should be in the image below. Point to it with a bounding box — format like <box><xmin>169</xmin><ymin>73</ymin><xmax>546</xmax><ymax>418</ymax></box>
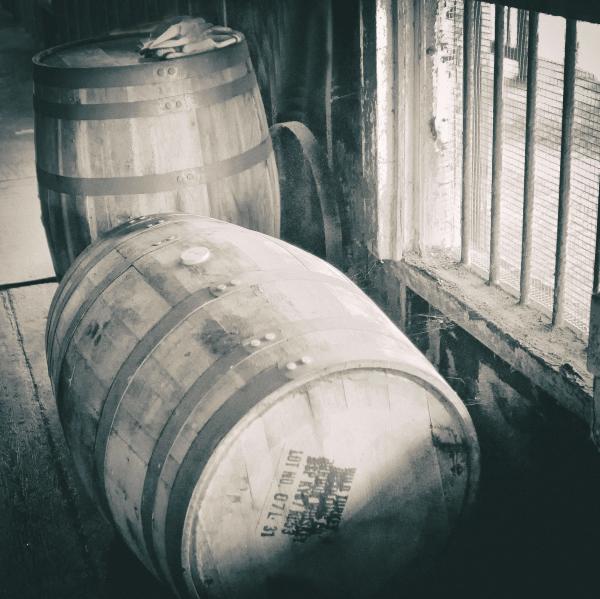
<box><xmin>33</xmin><ymin>36</ymin><xmax>249</xmax><ymax>88</ymax></box>
<box><xmin>162</xmin><ymin>348</ymin><xmax>424</xmax><ymax>598</ymax></box>
<box><xmin>36</xmin><ymin>136</ymin><xmax>272</xmax><ymax>197</ymax></box>
<box><xmin>52</xmin><ymin>234</ymin><xmax>183</xmax><ymax>420</ymax></box>
<box><xmin>34</xmin><ymin>70</ymin><xmax>257</xmax><ymax>120</ymax></box>
<box><xmin>46</xmin><ymin>215</ymin><xmax>187</xmax><ymax>371</ymax></box>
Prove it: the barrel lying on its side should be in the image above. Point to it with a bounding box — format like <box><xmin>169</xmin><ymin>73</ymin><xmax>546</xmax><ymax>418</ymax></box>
<box><xmin>47</xmin><ymin>213</ymin><xmax>479</xmax><ymax>599</ymax></box>
<box><xmin>33</xmin><ymin>34</ymin><xmax>279</xmax><ymax>278</ymax></box>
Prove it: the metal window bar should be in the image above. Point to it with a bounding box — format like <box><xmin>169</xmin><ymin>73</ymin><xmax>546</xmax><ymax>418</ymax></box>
<box><xmin>588</xmin><ymin>180</ymin><xmax>600</xmax><ymax>367</ymax></box>
<box><xmin>587</xmin><ymin>181</ymin><xmax>600</xmax><ymax>442</ymax></box>
<box><xmin>461</xmin><ymin>0</ymin><xmax>475</xmax><ymax>265</ymax></box>
<box><xmin>469</xmin><ymin>2</ymin><xmax>485</xmax><ymax>255</ymax></box>
<box><xmin>488</xmin><ymin>3</ymin><xmax>505</xmax><ymax>284</ymax></box>
<box><xmin>519</xmin><ymin>11</ymin><xmax>539</xmax><ymax>304</ymax></box>
<box><xmin>593</xmin><ymin>179</ymin><xmax>600</xmax><ymax>297</ymax></box>
<box><xmin>471</xmin><ymin>1</ymin><xmax>485</xmax><ymax>256</ymax></box>
<box><xmin>552</xmin><ymin>18</ymin><xmax>578</xmax><ymax>326</ymax></box>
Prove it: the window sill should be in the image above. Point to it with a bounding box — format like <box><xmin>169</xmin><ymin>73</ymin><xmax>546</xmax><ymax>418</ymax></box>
<box><xmin>378</xmin><ymin>253</ymin><xmax>593</xmax><ymax>425</ymax></box>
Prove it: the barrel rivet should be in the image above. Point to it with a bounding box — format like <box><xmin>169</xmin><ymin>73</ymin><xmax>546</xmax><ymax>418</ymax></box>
<box><xmin>168</xmin><ymin>66</ymin><xmax>176</xmax><ymax>75</ymax></box>
<box><xmin>286</xmin><ymin>362</ymin><xmax>297</xmax><ymax>371</ymax></box>
<box><xmin>300</xmin><ymin>356</ymin><xmax>313</xmax><ymax>365</ymax></box>
<box><xmin>165</xmin><ymin>101</ymin><xmax>172</xmax><ymax>110</ymax></box>
<box><xmin>230</xmin><ymin>279</ymin><xmax>241</xmax><ymax>286</ymax></box>
<box><xmin>217</xmin><ymin>284</ymin><xmax>227</xmax><ymax>291</ymax></box>
<box><xmin>180</xmin><ymin>246</ymin><xmax>210</xmax><ymax>266</ymax></box>
<box><xmin>157</xmin><ymin>67</ymin><xmax>165</xmax><ymax>76</ymax></box>
<box><xmin>250</xmin><ymin>339</ymin><xmax>261</xmax><ymax>347</ymax></box>
<box><xmin>264</xmin><ymin>332</ymin><xmax>276</xmax><ymax>341</ymax></box>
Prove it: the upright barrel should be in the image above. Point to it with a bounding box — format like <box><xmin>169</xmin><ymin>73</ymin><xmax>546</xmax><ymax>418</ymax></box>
<box><xmin>47</xmin><ymin>213</ymin><xmax>479</xmax><ymax>599</ymax></box>
<box><xmin>33</xmin><ymin>34</ymin><xmax>280</xmax><ymax>278</ymax></box>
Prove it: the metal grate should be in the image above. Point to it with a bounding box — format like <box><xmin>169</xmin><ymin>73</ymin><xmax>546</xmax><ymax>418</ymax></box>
<box><xmin>437</xmin><ymin>1</ymin><xmax>600</xmax><ymax>337</ymax></box>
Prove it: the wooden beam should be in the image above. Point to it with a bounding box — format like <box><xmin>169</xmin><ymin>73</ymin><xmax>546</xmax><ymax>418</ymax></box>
<box><xmin>478</xmin><ymin>0</ymin><xmax>600</xmax><ymax>25</ymax></box>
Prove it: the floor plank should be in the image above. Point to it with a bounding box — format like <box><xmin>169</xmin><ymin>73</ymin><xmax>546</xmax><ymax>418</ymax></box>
<box><xmin>0</xmin><ymin>284</ymin><xmax>104</xmax><ymax>598</ymax></box>
<box><xmin>0</xmin><ymin>178</ymin><xmax>54</xmax><ymax>285</ymax></box>
<box><xmin>0</xmin><ymin>283</ymin><xmax>173</xmax><ymax>598</ymax></box>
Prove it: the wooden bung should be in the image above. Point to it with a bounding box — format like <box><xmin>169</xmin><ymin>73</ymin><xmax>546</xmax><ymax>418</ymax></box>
<box><xmin>33</xmin><ymin>33</ymin><xmax>280</xmax><ymax>279</ymax></box>
<box><xmin>47</xmin><ymin>214</ymin><xmax>479</xmax><ymax>599</ymax></box>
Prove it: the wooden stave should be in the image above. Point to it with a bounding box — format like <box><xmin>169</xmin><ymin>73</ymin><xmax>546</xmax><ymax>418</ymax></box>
<box><xmin>47</xmin><ymin>214</ymin><xmax>479</xmax><ymax>598</ymax></box>
<box><xmin>33</xmin><ymin>34</ymin><xmax>280</xmax><ymax>278</ymax></box>
<box><xmin>45</xmin><ymin>214</ymin><xmax>183</xmax><ymax>364</ymax></box>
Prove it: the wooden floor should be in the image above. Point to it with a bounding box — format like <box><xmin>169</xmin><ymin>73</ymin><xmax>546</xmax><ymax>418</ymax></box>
<box><xmin>0</xmin><ymin>283</ymin><xmax>173</xmax><ymax>599</ymax></box>
<box><xmin>0</xmin><ymin>10</ymin><xmax>53</xmax><ymax>286</ymax></box>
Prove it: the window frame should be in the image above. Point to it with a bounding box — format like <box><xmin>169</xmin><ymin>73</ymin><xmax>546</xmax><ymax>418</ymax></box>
<box><xmin>363</xmin><ymin>0</ymin><xmax>598</xmax><ymax>434</ymax></box>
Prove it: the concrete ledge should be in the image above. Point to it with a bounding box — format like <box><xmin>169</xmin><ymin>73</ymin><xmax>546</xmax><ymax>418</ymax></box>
<box><xmin>374</xmin><ymin>254</ymin><xmax>593</xmax><ymax>426</ymax></box>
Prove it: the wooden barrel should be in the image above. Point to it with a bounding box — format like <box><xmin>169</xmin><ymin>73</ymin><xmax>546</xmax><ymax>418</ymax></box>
<box><xmin>33</xmin><ymin>33</ymin><xmax>280</xmax><ymax>279</ymax></box>
<box><xmin>47</xmin><ymin>213</ymin><xmax>479</xmax><ymax>599</ymax></box>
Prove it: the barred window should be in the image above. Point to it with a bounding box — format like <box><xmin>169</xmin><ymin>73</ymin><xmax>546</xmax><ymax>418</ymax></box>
<box><xmin>382</xmin><ymin>1</ymin><xmax>600</xmax><ymax>339</ymax></box>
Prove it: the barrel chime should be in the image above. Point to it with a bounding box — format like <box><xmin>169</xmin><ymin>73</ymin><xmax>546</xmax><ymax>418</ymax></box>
<box><xmin>34</xmin><ymin>30</ymin><xmax>479</xmax><ymax>599</ymax></box>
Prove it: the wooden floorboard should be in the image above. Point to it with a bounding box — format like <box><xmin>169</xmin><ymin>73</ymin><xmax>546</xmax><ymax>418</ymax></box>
<box><xmin>0</xmin><ymin>283</ymin><xmax>172</xmax><ymax>599</ymax></box>
<box><xmin>0</xmin><ymin>10</ymin><xmax>54</xmax><ymax>286</ymax></box>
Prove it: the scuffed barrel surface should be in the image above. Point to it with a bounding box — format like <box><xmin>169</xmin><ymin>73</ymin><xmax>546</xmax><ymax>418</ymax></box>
<box><xmin>47</xmin><ymin>213</ymin><xmax>479</xmax><ymax>599</ymax></box>
<box><xmin>33</xmin><ymin>34</ymin><xmax>279</xmax><ymax>278</ymax></box>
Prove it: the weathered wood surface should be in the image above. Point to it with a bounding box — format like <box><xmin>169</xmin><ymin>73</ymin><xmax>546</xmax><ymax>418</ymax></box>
<box><xmin>0</xmin><ymin>283</ymin><xmax>174</xmax><ymax>599</ymax></box>
<box><xmin>34</xmin><ymin>33</ymin><xmax>280</xmax><ymax>279</ymax></box>
<box><xmin>48</xmin><ymin>213</ymin><xmax>479</xmax><ymax>599</ymax></box>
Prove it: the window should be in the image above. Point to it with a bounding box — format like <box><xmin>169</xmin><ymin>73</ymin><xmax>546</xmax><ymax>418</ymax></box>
<box><xmin>376</xmin><ymin>0</ymin><xmax>600</xmax><ymax>339</ymax></box>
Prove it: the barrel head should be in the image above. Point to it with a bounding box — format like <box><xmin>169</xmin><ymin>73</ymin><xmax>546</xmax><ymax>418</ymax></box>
<box><xmin>181</xmin><ymin>368</ymin><xmax>477</xmax><ymax>599</ymax></box>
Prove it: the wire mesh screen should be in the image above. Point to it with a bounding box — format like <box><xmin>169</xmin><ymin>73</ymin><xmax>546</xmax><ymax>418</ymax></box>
<box><xmin>434</xmin><ymin>2</ymin><xmax>600</xmax><ymax>337</ymax></box>
<box><xmin>527</xmin><ymin>15</ymin><xmax>564</xmax><ymax>313</ymax></box>
<box><xmin>498</xmin><ymin>7</ymin><xmax>528</xmax><ymax>291</ymax></box>
<box><xmin>469</xmin><ymin>2</ymin><xmax>494</xmax><ymax>276</ymax></box>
